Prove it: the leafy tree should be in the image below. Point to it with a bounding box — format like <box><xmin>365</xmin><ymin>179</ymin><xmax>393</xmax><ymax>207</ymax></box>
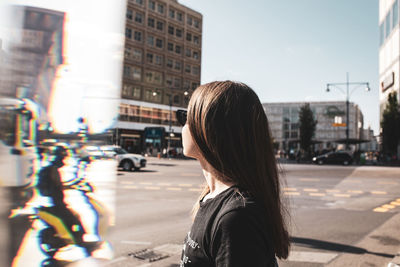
<box><xmin>299</xmin><ymin>103</ymin><xmax>317</xmax><ymax>158</ymax></box>
<box><xmin>381</xmin><ymin>91</ymin><xmax>400</xmax><ymax>156</ymax></box>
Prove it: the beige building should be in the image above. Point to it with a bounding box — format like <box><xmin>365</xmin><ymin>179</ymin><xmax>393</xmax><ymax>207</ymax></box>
<box><xmin>116</xmin><ymin>0</ymin><xmax>202</xmax><ymax>154</ymax></box>
<box><xmin>379</xmin><ymin>0</ymin><xmax>400</xmax><ymax>156</ymax></box>
<box><xmin>263</xmin><ymin>101</ymin><xmax>369</xmax><ymax>153</ymax></box>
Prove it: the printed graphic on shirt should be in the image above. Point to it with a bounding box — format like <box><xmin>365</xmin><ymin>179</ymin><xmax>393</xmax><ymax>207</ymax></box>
<box><xmin>180</xmin><ymin>231</ymin><xmax>200</xmax><ymax>266</ymax></box>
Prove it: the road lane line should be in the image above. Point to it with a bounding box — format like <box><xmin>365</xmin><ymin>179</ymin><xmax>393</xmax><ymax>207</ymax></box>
<box><xmin>145</xmin><ymin>186</ymin><xmax>160</xmax><ymax>190</ymax></box>
<box><xmin>287</xmin><ymin>251</ymin><xmax>338</xmax><ymax>263</ymax></box>
<box><xmin>382</xmin><ymin>204</ymin><xmax>395</xmax><ymax>209</ymax></box>
<box><xmin>167</xmin><ymin>187</ymin><xmax>182</xmax><ymax>191</ymax></box>
<box><xmin>179</xmin><ymin>184</ymin><xmax>192</xmax><ymax>187</ymax></box>
<box><xmin>283</xmin><ymin>187</ymin><xmax>297</xmax><ymax>191</ymax></box>
<box><xmin>334</xmin><ymin>194</ymin><xmax>351</xmax><ymax>198</ymax></box>
<box><xmin>390</xmin><ymin>201</ymin><xmax>400</xmax><ymax>206</ymax></box>
<box><xmin>309</xmin><ymin>193</ymin><xmax>326</xmax><ymax>197</ymax></box>
<box><xmin>284</xmin><ymin>192</ymin><xmax>300</xmax><ymax>196</ymax></box>
<box><xmin>303</xmin><ymin>188</ymin><xmax>318</xmax><ymax>192</ymax></box>
<box><xmin>139</xmin><ymin>182</ymin><xmax>153</xmax><ymax>185</ymax></box>
<box><xmin>373</xmin><ymin>207</ymin><xmax>388</xmax><ymax>212</ymax></box>
<box><xmin>371</xmin><ymin>191</ymin><xmax>387</xmax><ymax>195</ymax></box>
<box><xmin>124</xmin><ymin>185</ymin><xmax>138</xmax><ymax>189</ymax></box>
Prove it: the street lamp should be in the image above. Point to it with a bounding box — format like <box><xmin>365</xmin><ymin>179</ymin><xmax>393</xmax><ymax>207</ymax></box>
<box><xmin>326</xmin><ymin>72</ymin><xmax>370</xmax><ymax>150</ymax></box>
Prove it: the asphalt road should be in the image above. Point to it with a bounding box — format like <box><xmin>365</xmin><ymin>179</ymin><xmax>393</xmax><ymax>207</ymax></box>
<box><xmin>106</xmin><ymin>158</ymin><xmax>400</xmax><ymax>267</ymax></box>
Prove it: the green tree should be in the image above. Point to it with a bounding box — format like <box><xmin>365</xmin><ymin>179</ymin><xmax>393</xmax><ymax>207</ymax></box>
<box><xmin>381</xmin><ymin>91</ymin><xmax>400</xmax><ymax>156</ymax></box>
<box><xmin>299</xmin><ymin>103</ymin><xmax>317</xmax><ymax>158</ymax></box>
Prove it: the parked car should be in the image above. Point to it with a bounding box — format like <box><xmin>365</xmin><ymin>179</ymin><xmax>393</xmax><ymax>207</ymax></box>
<box><xmin>83</xmin><ymin>145</ymin><xmax>146</xmax><ymax>171</ymax></box>
<box><xmin>101</xmin><ymin>145</ymin><xmax>146</xmax><ymax>171</ymax></box>
<box><xmin>312</xmin><ymin>151</ymin><xmax>353</xmax><ymax>166</ymax></box>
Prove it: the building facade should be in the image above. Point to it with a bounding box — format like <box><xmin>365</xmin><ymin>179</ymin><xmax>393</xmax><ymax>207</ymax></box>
<box><xmin>116</xmin><ymin>0</ymin><xmax>202</xmax><ymax>155</ymax></box>
<box><xmin>379</xmin><ymin>0</ymin><xmax>400</xmax><ymax>156</ymax></box>
<box><xmin>263</xmin><ymin>101</ymin><xmax>371</xmax><ymax>153</ymax></box>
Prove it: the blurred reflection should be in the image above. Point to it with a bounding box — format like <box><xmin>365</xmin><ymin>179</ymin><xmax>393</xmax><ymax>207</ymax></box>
<box><xmin>0</xmin><ymin>2</ymin><xmax>125</xmax><ymax>266</ymax></box>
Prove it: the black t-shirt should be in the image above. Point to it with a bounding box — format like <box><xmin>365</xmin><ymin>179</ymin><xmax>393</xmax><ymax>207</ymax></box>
<box><xmin>180</xmin><ymin>186</ymin><xmax>278</xmax><ymax>267</ymax></box>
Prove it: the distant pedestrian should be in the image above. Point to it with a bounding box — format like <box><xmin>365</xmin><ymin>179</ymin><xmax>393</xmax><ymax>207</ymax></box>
<box><xmin>177</xmin><ymin>81</ymin><xmax>290</xmax><ymax>267</ymax></box>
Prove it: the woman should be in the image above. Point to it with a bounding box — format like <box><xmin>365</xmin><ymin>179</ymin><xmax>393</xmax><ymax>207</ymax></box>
<box><xmin>177</xmin><ymin>81</ymin><xmax>290</xmax><ymax>267</ymax></box>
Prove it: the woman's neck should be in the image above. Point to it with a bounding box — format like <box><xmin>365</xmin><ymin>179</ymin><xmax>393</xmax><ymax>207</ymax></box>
<box><xmin>199</xmin><ymin>159</ymin><xmax>235</xmax><ymax>201</ymax></box>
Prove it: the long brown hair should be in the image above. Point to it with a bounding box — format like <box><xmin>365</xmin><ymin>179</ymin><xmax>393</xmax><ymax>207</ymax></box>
<box><xmin>187</xmin><ymin>81</ymin><xmax>290</xmax><ymax>259</ymax></box>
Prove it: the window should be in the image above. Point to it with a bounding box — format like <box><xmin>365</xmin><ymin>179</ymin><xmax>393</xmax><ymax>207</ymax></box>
<box><xmin>148</xmin><ymin>1</ymin><xmax>155</xmax><ymax>10</ymax></box>
<box><xmin>185</xmin><ymin>64</ymin><xmax>191</xmax><ymax>73</ymax></box>
<box><xmin>192</xmin><ymin>66</ymin><xmax>199</xmax><ymax>75</ymax></box>
<box><xmin>157</xmin><ymin>3</ymin><xmax>164</xmax><ymax>14</ymax></box>
<box><xmin>169</xmin><ymin>9</ymin><xmax>175</xmax><ymax>18</ymax></box>
<box><xmin>194</xmin><ymin>19</ymin><xmax>199</xmax><ymax>28</ymax></box>
<box><xmin>123</xmin><ymin>66</ymin><xmax>130</xmax><ymax>77</ymax></box>
<box><xmin>187</xmin><ymin>16</ymin><xmax>192</xmax><ymax>25</ymax></box>
<box><xmin>136</xmin><ymin>0</ymin><xmax>143</xmax><ymax>5</ymax></box>
<box><xmin>126</xmin><ymin>9</ymin><xmax>133</xmax><ymax>20</ymax></box>
<box><xmin>133</xmin><ymin>87</ymin><xmax>141</xmax><ymax>99</ymax></box>
<box><xmin>133</xmin><ymin>48</ymin><xmax>142</xmax><ymax>62</ymax></box>
<box><xmin>186</xmin><ymin>33</ymin><xmax>192</xmax><ymax>41</ymax></box>
<box><xmin>174</xmin><ymin>77</ymin><xmax>181</xmax><ymax>87</ymax></box>
<box><xmin>156</xmin><ymin>21</ymin><xmax>164</xmax><ymax>31</ymax></box>
<box><xmin>177</xmin><ymin>12</ymin><xmax>183</xmax><ymax>21</ymax></box>
<box><xmin>124</xmin><ymin>47</ymin><xmax>131</xmax><ymax>58</ymax></box>
<box><xmin>148</xmin><ymin>18</ymin><xmax>155</xmax><ymax>27</ymax></box>
<box><xmin>156</xmin><ymin>38</ymin><xmax>163</xmax><ymax>48</ymax></box>
<box><xmin>393</xmin><ymin>0</ymin><xmax>399</xmax><ymax>28</ymax></box>
<box><xmin>167</xmin><ymin>58</ymin><xmax>173</xmax><ymax>68</ymax></box>
<box><xmin>146</xmin><ymin>53</ymin><xmax>153</xmax><ymax>63</ymax></box>
<box><xmin>173</xmin><ymin>95</ymin><xmax>180</xmax><ymax>104</ymax></box>
<box><xmin>176</xmin><ymin>29</ymin><xmax>182</xmax><ymax>38</ymax></box>
<box><xmin>135</xmin><ymin>13</ymin><xmax>143</xmax><ymax>23</ymax></box>
<box><xmin>132</xmin><ymin>66</ymin><xmax>141</xmax><ymax>80</ymax></box>
<box><xmin>167</xmin><ymin>42</ymin><xmax>174</xmax><ymax>51</ymax></box>
<box><xmin>193</xmin><ymin>51</ymin><xmax>199</xmax><ymax>59</ymax></box>
<box><xmin>191</xmin><ymin>82</ymin><xmax>198</xmax><ymax>90</ymax></box>
<box><xmin>134</xmin><ymin>31</ymin><xmax>142</xmax><ymax>41</ymax></box>
<box><xmin>183</xmin><ymin>80</ymin><xmax>190</xmax><ymax>90</ymax></box>
<box><xmin>185</xmin><ymin>48</ymin><xmax>191</xmax><ymax>57</ymax></box>
<box><xmin>175</xmin><ymin>45</ymin><xmax>181</xmax><ymax>54</ymax></box>
<box><xmin>166</xmin><ymin>76</ymin><xmax>173</xmax><ymax>86</ymax></box>
<box><xmin>155</xmin><ymin>55</ymin><xmax>163</xmax><ymax>65</ymax></box>
<box><xmin>145</xmin><ymin>71</ymin><xmax>162</xmax><ymax>85</ymax></box>
<box><xmin>386</xmin><ymin>11</ymin><xmax>392</xmax><ymax>38</ymax></box>
<box><xmin>174</xmin><ymin>61</ymin><xmax>181</xmax><ymax>70</ymax></box>
<box><xmin>193</xmin><ymin>35</ymin><xmax>199</xmax><ymax>44</ymax></box>
<box><xmin>125</xmin><ymin>28</ymin><xmax>132</xmax><ymax>39</ymax></box>
<box><xmin>168</xmin><ymin>25</ymin><xmax>174</xmax><ymax>35</ymax></box>
<box><xmin>290</xmin><ymin>132</ymin><xmax>298</xmax><ymax>138</ymax></box>
<box><xmin>147</xmin><ymin>35</ymin><xmax>154</xmax><ymax>46</ymax></box>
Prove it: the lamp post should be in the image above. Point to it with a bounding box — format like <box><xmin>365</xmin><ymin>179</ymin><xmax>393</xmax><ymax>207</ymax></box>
<box><xmin>326</xmin><ymin>72</ymin><xmax>370</xmax><ymax>150</ymax></box>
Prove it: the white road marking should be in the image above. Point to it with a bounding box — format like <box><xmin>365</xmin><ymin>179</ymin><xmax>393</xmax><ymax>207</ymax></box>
<box><xmin>309</xmin><ymin>193</ymin><xmax>326</xmax><ymax>197</ymax></box>
<box><xmin>284</xmin><ymin>192</ymin><xmax>300</xmax><ymax>196</ymax></box>
<box><xmin>167</xmin><ymin>187</ymin><xmax>182</xmax><ymax>191</ymax></box>
<box><xmin>287</xmin><ymin>251</ymin><xmax>338</xmax><ymax>263</ymax></box>
<box><xmin>102</xmin><ymin>256</ymin><xmax>128</xmax><ymax>265</ymax></box>
<box><xmin>179</xmin><ymin>183</ymin><xmax>192</xmax><ymax>187</ymax></box>
<box><xmin>303</xmin><ymin>188</ymin><xmax>318</xmax><ymax>192</ymax></box>
<box><xmin>371</xmin><ymin>191</ymin><xmax>387</xmax><ymax>195</ymax></box>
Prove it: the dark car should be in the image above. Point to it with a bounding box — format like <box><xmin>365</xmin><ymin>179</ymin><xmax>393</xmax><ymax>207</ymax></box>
<box><xmin>312</xmin><ymin>151</ymin><xmax>353</xmax><ymax>165</ymax></box>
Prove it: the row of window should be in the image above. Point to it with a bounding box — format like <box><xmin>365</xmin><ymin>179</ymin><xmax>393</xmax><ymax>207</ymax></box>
<box><xmin>130</xmin><ymin>0</ymin><xmax>201</xmax><ymax>30</ymax></box>
<box><xmin>380</xmin><ymin>0</ymin><xmax>399</xmax><ymax>46</ymax></box>
<box><xmin>121</xmin><ymin>86</ymin><xmax>192</xmax><ymax>106</ymax></box>
<box><xmin>125</xmin><ymin>47</ymin><xmax>200</xmax><ymax>72</ymax></box>
<box><xmin>123</xmin><ymin>65</ymin><xmax>200</xmax><ymax>85</ymax></box>
<box><xmin>126</xmin><ymin>27</ymin><xmax>201</xmax><ymax>48</ymax></box>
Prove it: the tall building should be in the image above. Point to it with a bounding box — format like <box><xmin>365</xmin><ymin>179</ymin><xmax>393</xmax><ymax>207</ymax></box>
<box><xmin>379</xmin><ymin>0</ymin><xmax>400</xmax><ymax>155</ymax></box>
<box><xmin>116</xmin><ymin>0</ymin><xmax>202</xmax><ymax>155</ymax></box>
<box><xmin>263</xmin><ymin>101</ymin><xmax>369</xmax><ymax>153</ymax></box>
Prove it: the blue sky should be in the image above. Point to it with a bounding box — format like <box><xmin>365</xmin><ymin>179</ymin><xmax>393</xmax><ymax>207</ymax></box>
<box><xmin>180</xmin><ymin>0</ymin><xmax>379</xmax><ymax>134</ymax></box>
